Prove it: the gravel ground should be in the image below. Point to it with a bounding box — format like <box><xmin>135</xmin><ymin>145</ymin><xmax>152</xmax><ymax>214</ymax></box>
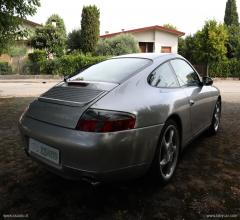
<box><xmin>0</xmin><ymin>81</ymin><xmax>239</xmax><ymax>220</ymax></box>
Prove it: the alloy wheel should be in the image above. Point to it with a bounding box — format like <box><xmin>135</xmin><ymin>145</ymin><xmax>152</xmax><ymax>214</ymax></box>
<box><xmin>159</xmin><ymin>125</ymin><xmax>179</xmax><ymax>180</ymax></box>
<box><xmin>214</xmin><ymin>102</ymin><xmax>221</xmax><ymax>132</ymax></box>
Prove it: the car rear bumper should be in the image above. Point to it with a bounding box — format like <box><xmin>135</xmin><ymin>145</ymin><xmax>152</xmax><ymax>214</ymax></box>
<box><xmin>19</xmin><ymin>116</ymin><xmax>163</xmax><ymax>182</ymax></box>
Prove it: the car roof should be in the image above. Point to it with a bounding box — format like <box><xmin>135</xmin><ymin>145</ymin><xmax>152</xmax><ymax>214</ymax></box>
<box><xmin>113</xmin><ymin>53</ymin><xmax>181</xmax><ymax>60</ymax></box>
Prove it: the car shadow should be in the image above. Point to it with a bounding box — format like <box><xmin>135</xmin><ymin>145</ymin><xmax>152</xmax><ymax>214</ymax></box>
<box><xmin>2</xmin><ymin>98</ymin><xmax>240</xmax><ymax>219</ymax></box>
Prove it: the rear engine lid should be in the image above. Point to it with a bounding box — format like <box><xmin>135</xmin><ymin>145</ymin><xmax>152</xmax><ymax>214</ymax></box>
<box><xmin>39</xmin><ymin>81</ymin><xmax>118</xmax><ymax>107</ymax></box>
<box><xmin>26</xmin><ymin>81</ymin><xmax>118</xmax><ymax>128</ymax></box>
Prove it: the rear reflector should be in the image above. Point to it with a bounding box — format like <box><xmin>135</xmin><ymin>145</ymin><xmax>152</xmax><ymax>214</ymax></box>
<box><xmin>76</xmin><ymin>109</ymin><xmax>136</xmax><ymax>132</ymax></box>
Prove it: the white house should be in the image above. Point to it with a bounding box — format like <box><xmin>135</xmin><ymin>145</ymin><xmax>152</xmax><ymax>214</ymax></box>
<box><xmin>100</xmin><ymin>25</ymin><xmax>185</xmax><ymax>53</ymax></box>
<box><xmin>0</xmin><ymin>19</ymin><xmax>42</xmax><ymax>63</ymax></box>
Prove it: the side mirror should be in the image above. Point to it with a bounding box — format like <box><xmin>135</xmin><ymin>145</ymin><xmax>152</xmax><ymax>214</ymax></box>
<box><xmin>64</xmin><ymin>75</ymin><xmax>69</xmax><ymax>82</ymax></box>
<box><xmin>202</xmin><ymin>76</ymin><xmax>213</xmax><ymax>86</ymax></box>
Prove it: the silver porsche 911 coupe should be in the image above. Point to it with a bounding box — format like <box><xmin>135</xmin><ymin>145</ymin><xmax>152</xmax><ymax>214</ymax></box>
<box><xmin>19</xmin><ymin>53</ymin><xmax>221</xmax><ymax>184</ymax></box>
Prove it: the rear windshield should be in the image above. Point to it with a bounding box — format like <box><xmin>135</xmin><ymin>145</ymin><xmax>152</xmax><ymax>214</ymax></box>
<box><xmin>69</xmin><ymin>58</ymin><xmax>152</xmax><ymax>83</ymax></box>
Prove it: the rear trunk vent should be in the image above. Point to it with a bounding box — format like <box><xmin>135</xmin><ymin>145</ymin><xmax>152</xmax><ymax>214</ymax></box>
<box><xmin>40</xmin><ymin>86</ymin><xmax>104</xmax><ymax>104</ymax></box>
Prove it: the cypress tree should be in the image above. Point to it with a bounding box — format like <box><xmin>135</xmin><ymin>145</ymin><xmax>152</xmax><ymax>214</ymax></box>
<box><xmin>224</xmin><ymin>0</ymin><xmax>239</xmax><ymax>26</ymax></box>
<box><xmin>80</xmin><ymin>5</ymin><xmax>100</xmax><ymax>54</ymax></box>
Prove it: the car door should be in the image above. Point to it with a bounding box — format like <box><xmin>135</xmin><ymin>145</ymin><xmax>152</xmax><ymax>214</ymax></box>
<box><xmin>148</xmin><ymin>61</ymin><xmax>192</xmax><ymax>143</ymax></box>
<box><xmin>170</xmin><ymin>59</ymin><xmax>213</xmax><ymax>136</ymax></box>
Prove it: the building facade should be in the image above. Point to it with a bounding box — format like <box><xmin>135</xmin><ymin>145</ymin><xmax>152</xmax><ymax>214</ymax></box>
<box><xmin>100</xmin><ymin>25</ymin><xmax>185</xmax><ymax>53</ymax></box>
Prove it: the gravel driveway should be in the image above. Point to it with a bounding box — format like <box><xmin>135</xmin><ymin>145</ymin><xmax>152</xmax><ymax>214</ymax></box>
<box><xmin>0</xmin><ymin>80</ymin><xmax>239</xmax><ymax>219</ymax></box>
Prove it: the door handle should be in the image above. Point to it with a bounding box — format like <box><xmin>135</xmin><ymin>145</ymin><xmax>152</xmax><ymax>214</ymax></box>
<box><xmin>189</xmin><ymin>99</ymin><xmax>195</xmax><ymax>106</ymax></box>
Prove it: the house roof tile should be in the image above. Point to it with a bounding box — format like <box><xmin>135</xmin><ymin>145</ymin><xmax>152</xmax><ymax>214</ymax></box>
<box><xmin>100</xmin><ymin>25</ymin><xmax>185</xmax><ymax>38</ymax></box>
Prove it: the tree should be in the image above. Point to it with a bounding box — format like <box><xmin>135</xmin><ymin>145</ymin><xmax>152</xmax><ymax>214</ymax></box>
<box><xmin>0</xmin><ymin>0</ymin><xmax>40</xmax><ymax>54</ymax></box>
<box><xmin>177</xmin><ymin>21</ymin><xmax>228</xmax><ymax>68</ymax></box>
<box><xmin>67</xmin><ymin>29</ymin><xmax>81</xmax><ymax>52</ymax></box>
<box><xmin>80</xmin><ymin>5</ymin><xmax>100</xmax><ymax>54</ymax></box>
<box><xmin>178</xmin><ymin>37</ymin><xmax>186</xmax><ymax>56</ymax></box>
<box><xmin>224</xmin><ymin>0</ymin><xmax>239</xmax><ymax>26</ymax></box>
<box><xmin>46</xmin><ymin>14</ymin><xmax>67</xmax><ymax>39</ymax></box>
<box><xmin>194</xmin><ymin>20</ymin><xmax>228</xmax><ymax>74</ymax></box>
<box><xmin>95</xmin><ymin>34</ymin><xmax>140</xmax><ymax>56</ymax></box>
<box><xmin>30</xmin><ymin>14</ymin><xmax>67</xmax><ymax>57</ymax></box>
<box><xmin>163</xmin><ymin>24</ymin><xmax>177</xmax><ymax>30</ymax></box>
<box><xmin>8</xmin><ymin>44</ymin><xmax>27</xmax><ymax>57</ymax></box>
<box><xmin>225</xmin><ymin>25</ymin><xmax>240</xmax><ymax>58</ymax></box>
<box><xmin>197</xmin><ymin>20</ymin><xmax>228</xmax><ymax>63</ymax></box>
<box><xmin>95</xmin><ymin>39</ymin><xmax>111</xmax><ymax>56</ymax></box>
<box><xmin>178</xmin><ymin>35</ymin><xmax>201</xmax><ymax>64</ymax></box>
<box><xmin>224</xmin><ymin>0</ymin><xmax>240</xmax><ymax>59</ymax></box>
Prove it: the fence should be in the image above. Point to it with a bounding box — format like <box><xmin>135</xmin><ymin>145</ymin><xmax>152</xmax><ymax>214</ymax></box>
<box><xmin>193</xmin><ymin>64</ymin><xmax>208</xmax><ymax>77</ymax></box>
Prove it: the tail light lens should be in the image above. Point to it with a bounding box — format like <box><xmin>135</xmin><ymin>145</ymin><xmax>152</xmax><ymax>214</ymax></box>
<box><xmin>76</xmin><ymin>109</ymin><xmax>136</xmax><ymax>132</ymax></box>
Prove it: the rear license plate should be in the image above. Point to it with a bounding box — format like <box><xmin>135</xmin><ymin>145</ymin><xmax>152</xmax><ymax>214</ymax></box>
<box><xmin>29</xmin><ymin>138</ymin><xmax>60</xmax><ymax>165</ymax></box>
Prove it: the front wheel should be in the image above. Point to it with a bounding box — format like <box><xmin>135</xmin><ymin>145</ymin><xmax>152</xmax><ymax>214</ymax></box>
<box><xmin>208</xmin><ymin>99</ymin><xmax>221</xmax><ymax>135</ymax></box>
<box><xmin>152</xmin><ymin>120</ymin><xmax>180</xmax><ymax>184</ymax></box>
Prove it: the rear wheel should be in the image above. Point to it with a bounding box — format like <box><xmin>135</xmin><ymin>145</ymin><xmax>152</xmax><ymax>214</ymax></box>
<box><xmin>152</xmin><ymin>119</ymin><xmax>180</xmax><ymax>184</ymax></box>
<box><xmin>208</xmin><ymin>100</ymin><xmax>221</xmax><ymax>135</ymax></box>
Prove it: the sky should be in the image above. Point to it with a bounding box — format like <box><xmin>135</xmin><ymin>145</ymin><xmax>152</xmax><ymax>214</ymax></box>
<box><xmin>28</xmin><ymin>0</ymin><xmax>240</xmax><ymax>36</ymax></box>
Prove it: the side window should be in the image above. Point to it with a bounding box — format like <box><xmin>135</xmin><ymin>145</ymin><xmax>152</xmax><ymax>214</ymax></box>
<box><xmin>170</xmin><ymin>59</ymin><xmax>200</xmax><ymax>86</ymax></box>
<box><xmin>149</xmin><ymin>62</ymin><xmax>179</xmax><ymax>88</ymax></box>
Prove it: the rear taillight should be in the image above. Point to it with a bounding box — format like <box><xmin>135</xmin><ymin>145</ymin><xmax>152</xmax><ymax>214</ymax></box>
<box><xmin>76</xmin><ymin>109</ymin><xmax>136</xmax><ymax>132</ymax></box>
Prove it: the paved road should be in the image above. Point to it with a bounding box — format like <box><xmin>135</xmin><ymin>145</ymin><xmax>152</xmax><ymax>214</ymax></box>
<box><xmin>0</xmin><ymin>79</ymin><xmax>60</xmax><ymax>98</ymax></box>
<box><xmin>0</xmin><ymin>79</ymin><xmax>239</xmax><ymax>98</ymax></box>
<box><xmin>214</xmin><ymin>80</ymin><xmax>240</xmax><ymax>100</ymax></box>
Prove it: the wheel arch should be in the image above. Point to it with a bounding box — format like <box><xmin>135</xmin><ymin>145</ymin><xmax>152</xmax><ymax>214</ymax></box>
<box><xmin>166</xmin><ymin>114</ymin><xmax>183</xmax><ymax>151</ymax></box>
<box><xmin>154</xmin><ymin>113</ymin><xmax>183</xmax><ymax>156</ymax></box>
<box><xmin>218</xmin><ymin>95</ymin><xmax>222</xmax><ymax>105</ymax></box>
<box><xmin>149</xmin><ymin>113</ymin><xmax>183</xmax><ymax>180</ymax></box>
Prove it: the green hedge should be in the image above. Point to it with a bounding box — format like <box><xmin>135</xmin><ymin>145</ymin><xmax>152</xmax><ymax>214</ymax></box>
<box><xmin>25</xmin><ymin>54</ymin><xmax>240</xmax><ymax>78</ymax></box>
<box><xmin>26</xmin><ymin>54</ymin><xmax>107</xmax><ymax>75</ymax></box>
<box><xmin>209</xmin><ymin>59</ymin><xmax>240</xmax><ymax>78</ymax></box>
<box><xmin>0</xmin><ymin>62</ymin><xmax>12</xmax><ymax>75</ymax></box>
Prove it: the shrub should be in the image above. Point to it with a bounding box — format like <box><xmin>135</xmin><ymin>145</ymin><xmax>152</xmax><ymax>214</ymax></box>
<box><xmin>95</xmin><ymin>39</ymin><xmax>111</xmax><ymax>56</ymax></box>
<box><xmin>22</xmin><ymin>61</ymin><xmax>41</xmax><ymax>75</ymax></box>
<box><xmin>58</xmin><ymin>54</ymin><xmax>106</xmax><ymax>76</ymax></box>
<box><xmin>40</xmin><ymin>59</ymin><xmax>60</xmax><ymax>75</ymax></box>
<box><xmin>95</xmin><ymin>34</ymin><xmax>140</xmax><ymax>56</ymax></box>
<box><xmin>27</xmin><ymin>49</ymin><xmax>47</xmax><ymax>74</ymax></box>
<box><xmin>0</xmin><ymin>62</ymin><xmax>12</xmax><ymax>75</ymax></box>
<box><xmin>28</xmin><ymin>49</ymin><xmax>46</xmax><ymax>63</ymax></box>
<box><xmin>25</xmin><ymin>54</ymin><xmax>107</xmax><ymax>75</ymax></box>
<box><xmin>56</xmin><ymin>54</ymin><xmax>106</xmax><ymax>76</ymax></box>
<box><xmin>209</xmin><ymin>59</ymin><xmax>240</xmax><ymax>77</ymax></box>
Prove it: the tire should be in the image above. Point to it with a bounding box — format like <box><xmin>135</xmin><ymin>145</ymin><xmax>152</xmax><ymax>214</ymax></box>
<box><xmin>208</xmin><ymin>99</ymin><xmax>221</xmax><ymax>135</ymax></box>
<box><xmin>152</xmin><ymin>119</ymin><xmax>180</xmax><ymax>184</ymax></box>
